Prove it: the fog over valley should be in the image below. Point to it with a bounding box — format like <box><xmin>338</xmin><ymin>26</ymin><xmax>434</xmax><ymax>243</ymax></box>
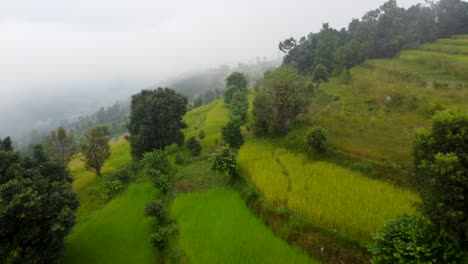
<box><xmin>0</xmin><ymin>0</ymin><xmax>420</xmax><ymax>140</ymax></box>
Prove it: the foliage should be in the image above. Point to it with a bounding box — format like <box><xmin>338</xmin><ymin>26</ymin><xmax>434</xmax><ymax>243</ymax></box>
<box><xmin>370</xmin><ymin>214</ymin><xmax>462</xmax><ymax>264</ymax></box>
<box><xmin>193</xmin><ymin>95</ymin><xmax>204</xmax><ymax>108</ymax></box>
<box><xmin>175</xmin><ymin>153</ymin><xmax>184</xmax><ymax>165</ymax></box>
<box><xmin>211</xmin><ymin>146</ymin><xmax>237</xmax><ymax>176</ymax></box>
<box><xmin>141</xmin><ymin>150</ymin><xmax>171</xmax><ymax>175</ymax></box>
<box><xmin>151</xmin><ymin>171</ymin><xmax>170</xmax><ymax>193</ymax></box>
<box><xmin>224</xmin><ymin>85</ymin><xmax>241</xmax><ymax>104</ymax></box>
<box><xmin>81</xmin><ymin>126</ymin><xmax>111</xmax><ymax>176</ymax></box>
<box><xmin>307</xmin><ymin>127</ymin><xmax>328</xmax><ymax>152</ymax></box>
<box><xmin>198</xmin><ymin>130</ymin><xmax>206</xmax><ymax>139</ymax></box>
<box><xmin>253</xmin><ymin>66</ymin><xmax>304</xmax><ymax>135</ymax></box>
<box><xmin>221</xmin><ymin>121</ymin><xmax>244</xmax><ymax>149</ymax></box>
<box><xmin>128</xmin><ymin>88</ymin><xmax>187</xmax><ymax>159</ymax></box>
<box><xmin>281</xmin><ymin>0</ymin><xmax>468</xmax><ymax>74</ymax></box>
<box><xmin>413</xmin><ymin>109</ymin><xmax>468</xmax><ymax>246</ymax></box>
<box><xmin>312</xmin><ymin>64</ymin><xmax>328</xmax><ymax>88</ymax></box>
<box><xmin>151</xmin><ymin>225</ymin><xmax>176</xmax><ymax>250</ymax></box>
<box><xmin>225</xmin><ymin>72</ymin><xmax>248</xmax><ymax>91</ymax></box>
<box><xmin>0</xmin><ymin>136</ymin><xmax>13</xmax><ymax>151</ymax></box>
<box><xmin>186</xmin><ymin>136</ymin><xmax>202</xmax><ymax>156</ymax></box>
<box><xmin>144</xmin><ymin>199</ymin><xmax>165</xmax><ymax>219</ymax></box>
<box><xmin>229</xmin><ymin>90</ymin><xmax>249</xmax><ymax>125</ymax></box>
<box><xmin>102</xmin><ymin>179</ymin><xmax>124</xmax><ymax>199</ymax></box>
<box><xmin>0</xmin><ymin>146</ymin><xmax>78</xmax><ymax>263</ymax></box>
<box><xmin>44</xmin><ymin>126</ymin><xmax>78</xmax><ymax>165</ymax></box>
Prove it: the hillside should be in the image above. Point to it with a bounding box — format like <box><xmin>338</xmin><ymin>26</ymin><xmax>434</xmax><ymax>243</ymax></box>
<box><xmin>287</xmin><ymin>35</ymin><xmax>468</xmax><ymax>168</ymax></box>
<box><xmin>60</xmin><ymin>35</ymin><xmax>468</xmax><ymax>264</ymax></box>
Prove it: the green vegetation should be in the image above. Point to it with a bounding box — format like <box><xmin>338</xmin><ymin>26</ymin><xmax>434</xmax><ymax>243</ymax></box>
<box><xmin>64</xmin><ymin>183</ymin><xmax>158</xmax><ymax>264</ymax></box>
<box><xmin>0</xmin><ymin>146</ymin><xmax>78</xmax><ymax>263</ymax></box>
<box><xmin>171</xmin><ymin>188</ymin><xmax>315</xmax><ymax>264</ymax></box>
<box><xmin>238</xmin><ymin>138</ymin><xmax>419</xmax><ymax>240</ymax></box>
<box><xmin>43</xmin><ymin>126</ymin><xmax>78</xmax><ymax>165</ymax></box>
<box><xmin>81</xmin><ymin>126</ymin><xmax>111</xmax><ymax>176</ymax></box>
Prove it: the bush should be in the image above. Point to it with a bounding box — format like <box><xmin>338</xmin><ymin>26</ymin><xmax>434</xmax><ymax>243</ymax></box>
<box><xmin>370</xmin><ymin>214</ymin><xmax>462</xmax><ymax>264</ymax></box>
<box><xmin>175</xmin><ymin>153</ymin><xmax>184</xmax><ymax>165</ymax></box>
<box><xmin>211</xmin><ymin>146</ymin><xmax>237</xmax><ymax>176</ymax></box>
<box><xmin>141</xmin><ymin>150</ymin><xmax>171</xmax><ymax>175</ymax></box>
<box><xmin>144</xmin><ymin>199</ymin><xmax>165</xmax><ymax>219</ymax></box>
<box><xmin>198</xmin><ymin>130</ymin><xmax>206</xmax><ymax>139</ymax></box>
<box><xmin>110</xmin><ymin>167</ymin><xmax>130</xmax><ymax>183</ymax></box>
<box><xmin>242</xmin><ymin>184</ymin><xmax>260</xmax><ymax>205</ymax></box>
<box><xmin>102</xmin><ymin>179</ymin><xmax>124</xmax><ymax>199</ymax></box>
<box><xmin>153</xmin><ymin>173</ymin><xmax>170</xmax><ymax>193</ymax></box>
<box><xmin>221</xmin><ymin>121</ymin><xmax>244</xmax><ymax>149</ymax></box>
<box><xmin>307</xmin><ymin>127</ymin><xmax>327</xmax><ymax>152</ymax></box>
<box><xmin>186</xmin><ymin>136</ymin><xmax>201</xmax><ymax>156</ymax></box>
<box><xmin>151</xmin><ymin>225</ymin><xmax>176</xmax><ymax>250</ymax></box>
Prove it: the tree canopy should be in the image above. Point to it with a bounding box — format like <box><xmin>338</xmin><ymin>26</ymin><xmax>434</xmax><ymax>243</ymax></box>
<box><xmin>128</xmin><ymin>88</ymin><xmax>187</xmax><ymax>159</ymax></box>
<box><xmin>44</xmin><ymin>127</ymin><xmax>78</xmax><ymax>165</ymax></box>
<box><xmin>0</xmin><ymin>145</ymin><xmax>78</xmax><ymax>263</ymax></box>
<box><xmin>225</xmin><ymin>72</ymin><xmax>248</xmax><ymax>91</ymax></box>
<box><xmin>81</xmin><ymin>126</ymin><xmax>111</xmax><ymax>176</ymax></box>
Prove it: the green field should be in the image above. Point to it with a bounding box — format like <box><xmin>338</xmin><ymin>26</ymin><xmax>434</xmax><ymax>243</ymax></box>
<box><xmin>238</xmin><ymin>138</ymin><xmax>419</xmax><ymax>240</ymax></box>
<box><xmin>70</xmin><ymin>138</ymin><xmax>132</xmax><ymax>221</ymax></box>
<box><xmin>171</xmin><ymin>188</ymin><xmax>316</xmax><ymax>264</ymax></box>
<box><xmin>292</xmin><ymin>34</ymin><xmax>468</xmax><ymax>166</ymax></box>
<box><xmin>64</xmin><ymin>183</ymin><xmax>158</xmax><ymax>264</ymax></box>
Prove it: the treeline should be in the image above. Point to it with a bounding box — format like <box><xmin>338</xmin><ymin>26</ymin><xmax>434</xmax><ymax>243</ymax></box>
<box><xmin>280</xmin><ymin>0</ymin><xmax>468</xmax><ymax>76</ymax></box>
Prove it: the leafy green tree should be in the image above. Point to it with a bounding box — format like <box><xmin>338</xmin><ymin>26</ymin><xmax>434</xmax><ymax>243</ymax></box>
<box><xmin>211</xmin><ymin>146</ymin><xmax>237</xmax><ymax>176</ymax></box>
<box><xmin>81</xmin><ymin>126</ymin><xmax>111</xmax><ymax>176</ymax></box>
<box><xmin>307</xmin><ymin>127</ymin><xmax>328</xmax><ymax>152</ymax></box>
<box><xmin>413</xmin><ymin>109</ymin><xmax>468</xmax><ymax>246</ymax></box>
<box><xmin>145</xmin><ymin>199</ymin><xmax>165</xmax><ymax>219</ymax></box>
<box><xmin>128</xmin><ymin>88</ymin><xmax>187</xmax><ymax>159</ymax></box>
<box><xmin>312</xmin><ymin>64</ymin><xmax>328</xmax><ymax>89</ymax></box>
<box><xmin>0</xmin><ymin>145</ymin><xmax>78</xmax><ymax>263</ymax></box>
<box><xmin>44</xmin><ymin>127</ymin><xmax>78</xmax><ymax>165</ymax></box>
<box><xmin>253</xmin><ymin>66</ymin><xmax>304</xmax><ymax>135</ymax></box>
<box><xmin>229</xmin><ymin>90</ymin><xmax>249</xmax><ymax>125</ymax></box>
<box><xmin>225</xmin><ymin>72</ymin><xmax>247</xmax><ymax>91</ymax></box>
<box><xmin>151</xmin><ymin>225</ymin><xmax>176</xmax><ymax>250</ymax></box>
<box><xmin>224</xmin><ymin>85</ymin><xmax>241</xmax><ymax>104</ymax></box>
<box><xmin>186</xmin><ymin>136</ymin><xmax>202</xmax><ymax>156</ymax></box>
<box><xmin>371</xmin><ymin>214</ymin><xmax>462</xmax><ymax>263</ymax></box>
<box><xmin>315</xmin><ymin>23</ymin><xmax>340</xmax><ymax>73</ymax></box>
<box><xmin>336</xmin><ymin>40</ymin><xmax>364</xmax><ymax>79</ymax></box>
<box><xmin>141</xmin><ymin>150</ymin><xmax>172</xmax><ymax>192</ymax></box>
<box><xmin>221</xmin><ymin>121</ymin><xmax>244</xmax><ymax>149</ymax></box>
<box><xmin>1</xmin><ymin>136</ymin><xmax>13</xmax><ymax>152</ymax></box>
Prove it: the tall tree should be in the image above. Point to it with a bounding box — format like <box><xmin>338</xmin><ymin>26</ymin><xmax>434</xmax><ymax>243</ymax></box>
<box><xmin>253</xmin><ymin>66</ymin><xmax>304</xmax><ymax>135</ymax></box>
<box><xmin>0</xmin><ymin>136</ymin><xmax>13</xmax><ymax>152</ymax></box>
<box><xmin>128</xmin><ymin>88</ymin><xmax>187</xmax><ymax>159</ymax></box>
<box><xmin>336</xmin><ymin>40</ymin><xmax>364</xmax><ymax>79</ymax></box>
<box><xmin>0</xmin><ymin>145</ymin><xmax>78</xmax><ymax>263</ymax></box>
<box><xmin>312</xmin><ymin>64</ymin><xmax>328</xmax><ymax>89</ymax></box>
<box><xmin>413</xmin><ymin>109</ymin><xmax>468</xmax><ymax>247</ymax></box>
<box><xmin>225</xmin><ymin>72</ymin><xmax>248</xmax><ymax>91</ymax></box>
<box><xmin>81</xmin><ymin>126</ymin><xmax>111</xmax><ymax>176</ymax></box>
<box><xmin>44</xmin><ymin>127</ymin><xmax>78</xmax><ymax>165</ymax></box>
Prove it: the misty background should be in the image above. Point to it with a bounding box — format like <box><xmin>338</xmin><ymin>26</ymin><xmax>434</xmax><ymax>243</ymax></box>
<box><xmin>0</xmin><ymin>0</ymin><xmax>421</xmax><ymax>143</ymax></box>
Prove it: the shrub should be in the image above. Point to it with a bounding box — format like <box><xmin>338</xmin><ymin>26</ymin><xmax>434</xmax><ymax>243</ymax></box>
<box><xmin>242</xmin><ymin>184</ymin><xmax>260</xmax><ymax>205</ymax></box>
<box><xmin>151</xmin><ymin>225</ymin><xmax>176</xmax><ymax>250</ymax></box>
<box><xmin>175</xmin><ymin>153</ymin><xmax>184</xmax><ymax>165</ymax></box>
<box><xmin>370</xmin><ymin>214</ymin><xmax>462</xmax><ymax>264</ymax></box>
<box><xmin>198</xmin><ymin>130</ymin><xmax>206</xmax><ymax>139</ymax></box>
<box><xmin>211</xmin><ymin>146</ymin><xmax>237</xmax><ymax>176</ymax></box>
<box><xmin>141</xmin><ymin>150</ymin><xmax>171</xmax><ymax>175</ymax></box>
<box><xmin>144</xmin><ymin>199</ymin><xmax>165</xmax><ymax>219</ymax></box>
<box><xmin>103</xmin><ymin>179</ymin><xmax>124</xmax><ymax>199</ymax></box>
<box><xmin>186</xmin><ymin>136</ymin><xmax>201</xmax><ymax>156</ymax></box>
<box><xmin>153</xmin><ymin>173</ymin><xmax>170</xmax><ymax>193</ymax></box>
<box><xmin>110</xmin><ymin>167</ymin><xmax>130</xmax><ymax>183</ymax></box>
<box><xmin>307</xmin><ymin>127</ymin><xmax>327</xmax><ymax>152</ymax></box>
<box><xmin>221</xmin><ymin>121</ymin><xmax>244</xmax><ymax>149</ymax></box>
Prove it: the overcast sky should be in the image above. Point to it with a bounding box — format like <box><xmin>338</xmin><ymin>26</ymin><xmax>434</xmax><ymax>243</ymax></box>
<box><xmin>0</xmin><ymin>0</ymin><xmax>422</xmax><ymax>138</ymax></box>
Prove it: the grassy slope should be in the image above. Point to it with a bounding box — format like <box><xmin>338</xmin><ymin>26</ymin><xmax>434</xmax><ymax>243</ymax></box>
<box><xmin>65</xmin><ymin>138</ymin><xmax>158</xmax><ymax>264</ymax></box>
<box><xmin>238</xmin><ymin>138</ymin><xmax>418</xmax><ymax>241</ymax></box>
<box><xmin>64</xmin><ymin>183</ymin><xmax>158</xmax><ymax>264</ymax></box>
<box><xmin>171</xmin><ymin>188</ymin><xmax>315</xmax><ymax>264</ymax></box>
<box><xmin>291</xmin><ymin>34</ymin><xmax>468</xmax><ymax>166</ymax></box>
<box><xmin>70</xmin><ymin>138</ymin><xmax>132</xmax><ymax>221</ymax></box>
<box><xmin>168</xmin><ymin>99</ymin><xmax>316</xmax><ymax>263</ymax></box>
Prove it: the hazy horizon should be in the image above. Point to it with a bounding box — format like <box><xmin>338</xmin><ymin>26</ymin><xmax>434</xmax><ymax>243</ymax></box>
<box><xmin>0</xmin><ymin>0</ymin><xmax>422</xmax><ymax>139</ymax></box>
